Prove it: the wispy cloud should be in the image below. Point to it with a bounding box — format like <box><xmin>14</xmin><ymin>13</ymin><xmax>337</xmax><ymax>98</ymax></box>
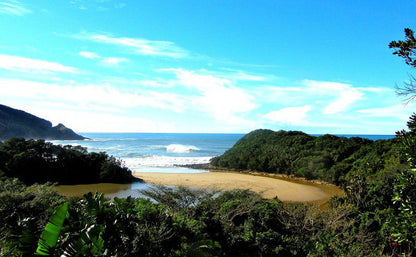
<box><xmin>303</xmin><ymin>79</ymin><xmax>364</xmax><ymax>114</ymax></box>
<box><xmin>20</xmin><ymin>102</ymin><xmax>169</xmax><ymax>133</ymax></box>
<box><xmin>100</xmin><ymin>57</ymin><xmax>128</xmax><ymax>66</ymax></box>
<box><xmin>78</xmin><ymin>51</ymin><xmax>128</xmax><ymax>66</ymax></box>
<box><xmin>0</xmin><ymin>0</ymin><xmax>31</xmax><ymax>16</ymax></box>
<box><xmin>82</xmin><ymin>33</ymin><xmax>189</xmax><ymax>58</ymax></box>
<box><xmin>0</xmin><ymin>79</ymin><xmax>185</xmax><ymax>112</ymax></box>
<box><xmin>357</xmin><ymin>104</ymin><xmax>412</xmax><ymax>120</ymax></box>
<box><xmin>206</xmin><ymin>69</ymin><xmax>268</xmax><ymax>82</ymax></box>
<box><xmin>323</xmin><ymin>89</ymin><xmax>363</xmax><ymax>114</ymax></box>
<box><xmin>165</xmin><ymin>68</ymin><xmax>257</xmax><ymax>124</ymax></box>
<box><xmin>0</xmin><ymin>54</ymin><xmax>76</xmax><ymax>73</ymax></box>
<box><xmin>79</xmin><ymin>51</ymin><xmax>100</xmax><ymax>59</ymax></box>
<box><xmin>263</xmin><ymin>105</ymin><xmax>312</xmax><ymax>126</ymax></box>
<box><xmin>70</xmin><ymin>0</ymin><xmax>127</xmax><ymax>12</ymax></box>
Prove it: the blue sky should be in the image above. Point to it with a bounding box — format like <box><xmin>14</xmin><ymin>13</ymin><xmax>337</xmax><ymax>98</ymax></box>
<box><xmin>0</xmin><ymin>0</ymin><xmax>415</xmax><ymax>134</ymax></box>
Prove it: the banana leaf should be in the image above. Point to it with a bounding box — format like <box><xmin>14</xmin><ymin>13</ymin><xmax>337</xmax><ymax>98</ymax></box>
<box><xmin>35</xmin><ymin>203</ymin><xmax>69</xmax><ymax>256</ymax></box>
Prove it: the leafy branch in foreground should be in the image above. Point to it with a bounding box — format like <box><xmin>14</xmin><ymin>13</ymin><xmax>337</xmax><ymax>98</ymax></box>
<box><xmin>35</xmin><ymin>203</ymin><xmax>69</xmax><ymax>256</ymax></box>
<box><xmin>389</xmin><ymin>28</ymin><xmax>416</xmax><ymax>68</ymax></box>
<box><xmin>390</xmin><ymin>28</ymin><xmax>416</xmax><ymax>103</ymax></box>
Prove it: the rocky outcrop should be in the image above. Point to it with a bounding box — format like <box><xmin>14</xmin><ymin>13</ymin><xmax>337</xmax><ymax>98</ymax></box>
<box><xmin>0</xmin><ymin>104</ymin><xmax>86</xmax><ymax>140</ymax></box>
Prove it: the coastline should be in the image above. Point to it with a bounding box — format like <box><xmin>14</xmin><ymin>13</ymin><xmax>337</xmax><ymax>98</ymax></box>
<box><xmin>133</xmin><ymin>171</ymin><xmax>341</xmax><ymax>202</ymax></box>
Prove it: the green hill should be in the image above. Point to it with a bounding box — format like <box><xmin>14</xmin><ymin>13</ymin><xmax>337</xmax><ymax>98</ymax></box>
<box><xmin>211</xmin><ymin>129</ymin><xmax>406</xmax><ymax>185</ymax></box>
<box><xmin>0</xmin><ymin>104</ymin><xmax>86</xmax><ymax>140</ymax></box>
<box><xmin>0</xmin><ymin>137</ymin><xmax>141</xmax><ymax>184</ymax></box>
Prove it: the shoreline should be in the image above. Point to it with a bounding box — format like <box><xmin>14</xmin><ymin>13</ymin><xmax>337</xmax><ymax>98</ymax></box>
<box><xmin>133</xmin><ymin>170</ymin><xmax>342</xmax><ymax>202</ymax></box>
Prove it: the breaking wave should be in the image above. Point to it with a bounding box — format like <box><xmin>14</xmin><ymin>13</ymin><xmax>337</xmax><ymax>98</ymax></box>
<box><xmin>123</xmin><ymin>155</ymin><xmax>212</xmax><ymax>170</ymax></box>
<box><xmin>165</xmin><ymin>144</ymin><xmax>200</xmax><ymax>153</ymax></box>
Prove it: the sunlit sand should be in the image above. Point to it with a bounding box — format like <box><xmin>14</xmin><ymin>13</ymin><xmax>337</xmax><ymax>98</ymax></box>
<box><xmin>133</xmin><ymin>171</ymin><xmax>335</xmax><ymax>202</ymax></box>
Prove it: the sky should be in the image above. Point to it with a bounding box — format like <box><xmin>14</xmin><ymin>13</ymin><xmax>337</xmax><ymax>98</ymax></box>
<box><xmin>0</xmin><ymin>0</ymin><xmax>415</xmax><ymax>134</ymax></box>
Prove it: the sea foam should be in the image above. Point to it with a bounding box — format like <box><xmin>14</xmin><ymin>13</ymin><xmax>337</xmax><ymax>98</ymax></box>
<box><xmin>165</xmin><ymin>144</ymin><xmax>200</xmax><ymax>153</ymax></box>
<box><xmin>123</xmin><ymin>155</ymin><xmax>212</xmax><ymax>169</ymax></box>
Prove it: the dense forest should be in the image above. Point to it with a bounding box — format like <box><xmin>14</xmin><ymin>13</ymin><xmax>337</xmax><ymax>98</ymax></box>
<box><xmin>0</xmin><ymin>118</ymin><xmax>414</xmax><ymax>256</ymax></box>
<box><xmin>0</xmin><ymin>138</ymin><xmax>140</xmax><ymax>184</ymax></box>
<box><xmin>210</xmin><ymin>130</ymin><xmax>406</xmax><ymax>186</ymax></box>
<box><xmin>0</xmin><ymin>29</ymin><xmax>416</xmax><ymax>256</ymax></box>
<box><xmin>0</xmin><ymin>123</ymin><xmax>415</xmax><ymax>256</ymax></box>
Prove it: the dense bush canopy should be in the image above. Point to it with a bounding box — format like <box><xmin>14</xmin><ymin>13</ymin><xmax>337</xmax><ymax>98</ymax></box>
<box><xmin>211</xmin><ymin>129</ymin><xmax>406</xmax><ymax>186</ymax></box>
<box><xmin>0</xmin><ymin>181</ymin><xmax>391</xmax><ymax>257</ymax></box>
<box><xmin>0</xmin><ymin>138</ymin><xmax>140</xmax><ymax>185</ymax></box>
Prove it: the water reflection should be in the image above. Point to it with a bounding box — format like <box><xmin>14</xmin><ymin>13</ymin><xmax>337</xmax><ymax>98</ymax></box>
<box><xmin>55</xmin><ymin>182</ymin><xmax>154</xmax><ymax>199</ymax></box>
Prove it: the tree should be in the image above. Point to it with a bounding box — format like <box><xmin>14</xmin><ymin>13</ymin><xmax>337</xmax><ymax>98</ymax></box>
<box><xmin>387</xmin><ymin>28</ymin><xmax>416</xmax><ymax>255</ymax></box>
<box><xmin>389</xmin><ymin>28</ymin><xmax>416</xmax><ymax>103</ymax></box>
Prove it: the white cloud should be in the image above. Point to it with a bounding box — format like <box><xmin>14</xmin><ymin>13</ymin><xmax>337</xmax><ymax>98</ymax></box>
<box><xmin>303</xmin><ymin>79</ymin><xmax>352</xmax><ymax>93</ymax></box>
<box><xmin>32</xmin><ymin>108</ymin><xmax>165</xmax><ymax>133</ymax></box>
<box><xmin>16</xmin><ymin>100</ymin><xmax>174</xmax><ymax>132</ymax></box>
<box><xmin>263</xmin><ymin>105</ymin><xmax>312</xmax><ymax>126</ymax></box>
<box><xmin>0</xmin><ymin>79</ymin><xmax>185</xmax><ymax>112</ymax></box>
<box><xmin>303</xmin><ymin>79</ymin><xmax>363</xmax><ymax>114</ymax></box>
<box><xmin>323</xmin><ymin>89</ymin><xmax>363</xmax><ymax>114</ymax></box>
<box><xmin>137</xmin><ymin>79</ymin><xmax>176</xmax><ymax>88</ymax></box>
<box><xmin>357</xmin><ymin>104</ymin><xmax>412</xmax><ymax>120</ymax></box>
<box><xmin>101</xmin><ymin>57</ymin><xmax>128</xmax><ymax>66</ymax></box>
<box><xmin>254</xmin><ymin>85</ymin><xmax>302</xmax><ymax>104</ymax></box>
<box><xmin>0</xmin><ymin>54</ymin><xmax>77</xmax><ymax>73</ymax></box>
<box><xmin>78</xmin><ymin>51</ymin><xmax>128</xmax><ymax>66</ymax></box>
<box><xmin>85</xmin><ymin>34</ymin><xmax>189</xmax><ymax>58</ymax></box>
<box><xmin>70</xmin><ymin>0</ymin><xmax>127</xmax><ymax>12</ymax></box>
<box><xmin>0</xmin><ymin>0</ymin><xmax>31</xmax><ymax>16</ymax></box>
<box><xmin>167</xmin><ymin>69</ymin><xmax>257</xmax><ymax>123</ymax></box>
<box><xmin>79</xmin><ymin>51</ymin><xmax>100</xmax><ymax>59</ymax></box>
<box><xmin>357</xmin><ymin>87</ymin><xmax>393</xmax><ymax>93</ymax></box>
<box><xmin>207</xmin><ymin>69</ymin><xmax>267</xmax><ymax>82</ymax></box>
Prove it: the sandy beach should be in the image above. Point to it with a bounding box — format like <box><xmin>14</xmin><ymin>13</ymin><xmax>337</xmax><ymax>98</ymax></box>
<box><xmin>133</xmin><ymin>171</ymin><xmax>334</xmax><ymax>202</ymax></box>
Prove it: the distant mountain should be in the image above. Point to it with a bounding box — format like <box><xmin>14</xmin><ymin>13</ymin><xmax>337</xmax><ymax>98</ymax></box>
<box><xmin>0</xmin><ymin>104</ymin><xmax>86</xmax><ymax>140</ymax></box>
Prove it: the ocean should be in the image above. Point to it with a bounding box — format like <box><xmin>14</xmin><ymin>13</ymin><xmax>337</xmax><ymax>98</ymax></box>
<box><xmin>52</xmin><ymin>133</ymin><xmax>244</xmax><ymax>174</ymax></box>
<box><xmin>51</xmin><ymin>133</ymin><xmax>396</xmax><ymax>174</ymax></box>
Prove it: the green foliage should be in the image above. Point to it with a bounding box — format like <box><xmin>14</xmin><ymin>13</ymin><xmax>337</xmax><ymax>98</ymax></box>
<box><xmin>0</xmin><ymin>138</ymin><xmax>140</xmax><ymax>185</ymax></box>
<box><xmin>36</xmin><ymin>203</ymin><xmax>69</xmax><ymax>256</ymax></box>
<box><xmin>0</xmin><ymin>178</ymin><xmax>65</xmax><ymax>256</ymax></box>
<box><xmin>0</xmin><ymin>178</ymin><xmax>412</xmax><ymax>257</ymax></box>
<box><xmin>0</xmin><ymin>104</ymin><xmax>86</xmax><ymax>140</ymax></box>
<box><xmin>384</xmin><ymin>114</ymin><xmax>416</xmax><ymax>255</ymax></box>
<box><xmin>211</xmin><ymin>129</ymin><xmax>404</xmax><ymax>186</ymax></box>
<box><xmin>389</xmin><ymin>28</ymin><xmax>416</xmax><ymax>68</ymax></box>
<box><xmin>389</xmin><ymin>28</ymin><xmax>416</xmax><ymax>103</ymax></box>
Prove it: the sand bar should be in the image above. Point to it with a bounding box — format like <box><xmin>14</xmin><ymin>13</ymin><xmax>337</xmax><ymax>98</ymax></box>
<box><xmin>133</xmin><ymin>171</ymin><xmax>333</xmax><ymax>202</ymax></box>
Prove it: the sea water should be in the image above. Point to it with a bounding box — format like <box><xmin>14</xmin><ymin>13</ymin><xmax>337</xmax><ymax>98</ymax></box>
<box><xmin>51</xmin><ymin>133</ymin><xmax>395</xmax><ymax>174</ymax></box>
<box><xmin>52</xmin><ymin>133</ymin><xmax>395</xmax><ymax>198</ymax></box>
<box><xmin>52</xmin><ymin>133</ymin><xmax>244</xmax><ymax>173</ymax></box>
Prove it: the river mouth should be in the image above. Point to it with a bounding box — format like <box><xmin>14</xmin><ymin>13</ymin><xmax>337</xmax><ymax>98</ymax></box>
<box><xmin>55</xmin><ymin>171</ymin><xmax>344</xmax><ymax>203</ymax></box>
<box><xmin>54</xmin><ymin>182</ymin><xmax>153</xmax><ymax>199</ymax></box>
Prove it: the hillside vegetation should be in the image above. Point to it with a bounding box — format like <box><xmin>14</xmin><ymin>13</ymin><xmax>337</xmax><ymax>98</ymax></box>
<box><xmin>0</xmin><ymin>104</ymin><xmax>86</xmax><ymax>140</ymax></box>
<box><xmin>0</xmin><ymin>138</ymin><xmax>140</xmax><ymax>185</ymax></box>
<box><xmin>1</xmin><ymin>27</ymin><xmax>416</xmax><ymax>257</ymax></box>
<box><xmin>0</xmin><ymin>124</ymin><xmax>414</xmax><ymax>256</ymax></box>
<box><xmin>211</xmin><ymin>130</ymin><xmax>406</xmax><ymax>186</ymax></box>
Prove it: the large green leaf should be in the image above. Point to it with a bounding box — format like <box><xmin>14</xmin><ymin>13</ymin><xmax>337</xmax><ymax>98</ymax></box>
<box><xmin>35</xmin><ymin>203</ymin><xmax>69</xmax><ymax>256</ymax></box>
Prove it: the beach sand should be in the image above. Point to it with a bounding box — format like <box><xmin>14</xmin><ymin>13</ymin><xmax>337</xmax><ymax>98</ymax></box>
<box><xmin>133</xmin><ymin>171</ymin><xmax>332</xmax><ymax>202</ymax></box>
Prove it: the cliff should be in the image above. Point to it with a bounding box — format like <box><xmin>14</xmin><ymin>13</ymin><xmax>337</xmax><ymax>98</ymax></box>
<box><xmin>0</xmin><ymin>104</ymin><xmax>86</xmax><ymax>140</ymax></box>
